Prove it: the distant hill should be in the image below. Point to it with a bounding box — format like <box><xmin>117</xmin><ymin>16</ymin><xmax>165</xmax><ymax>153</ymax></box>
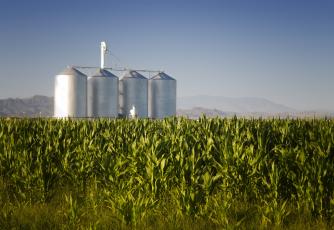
<box><xmin>177</xmin><ymin>107</ymin><xmax>236</xmax><ymax>119</ymax></box>
<box><xmin>0</xmin><ymin>95</ymin><xmax>53</xmax><ymax>117</ymax></box>
<box><xmin>176</xmin><ymin>107</ymin><xmax>334</xmax><ymax>119</ymax></box>
<box><xmin>178</xmin><ymin>95</ymin><xmax>295</xmax><ymax>113</ymax></box>
<box><xmin>0</xmin><ymin>95</ymin><xmax>332</xmax><ymax>118</ymax></box>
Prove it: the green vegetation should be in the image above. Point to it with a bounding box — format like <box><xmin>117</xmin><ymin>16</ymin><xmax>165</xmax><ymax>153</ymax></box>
<box><xmin>0</xmin><ymin>117</ymin><xmax>334</xmax><ymax>229</ymax></box>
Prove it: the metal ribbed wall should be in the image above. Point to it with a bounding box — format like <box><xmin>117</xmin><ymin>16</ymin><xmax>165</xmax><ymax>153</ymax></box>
<box><xmin>54</xmin><ymin>67</ymin><xmax>87</xmax><ymax>118</ymax></box>
<box><xmin>87</xmin><ymin>69</ymin><xmax>119</xmax><ymax>117</ymax></box>
<box><xmin>119</xmin><ymin>70</ymin><xmax>148</xmax><ymax>118</ymax></box>
<box><xmin>148</xmin><ymin>72</ymin><xmax>176</xmax><ymax>119</ymax></box>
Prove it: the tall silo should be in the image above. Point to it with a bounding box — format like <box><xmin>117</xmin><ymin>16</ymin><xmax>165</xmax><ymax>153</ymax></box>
<box><xmin>87</xmin><ymin>69</ymin><xmax>119</xmax><ymax>117</ymax></box>
<box><xmin>54</xmin><ymin>67</ymin><xmax>87</xmax><ymax>118</ymax></box>
<box><xmin>148</xmin><ymin>72</ymin><xmax>176</xmax><ymax>119</ymax></box>
<box><xmin>119</xmin><ymin>70</ymin><xmax>148</xmax><ymax>118</ymax></box>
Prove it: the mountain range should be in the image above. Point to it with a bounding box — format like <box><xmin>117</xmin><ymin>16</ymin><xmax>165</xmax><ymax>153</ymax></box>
<box><xmin>0</xmin><ymin>95</ymin><xmax>53</xmax><ymax>117</ymax></box>
<box><xmin>0</xmin><ymin>95</ymin><xmax>332</xmax><ymax>118</ymax></box>
<box><xmin>178</xmin><ymin>95</ymin><xmax>295</xmax><ymax>113</ymax></box>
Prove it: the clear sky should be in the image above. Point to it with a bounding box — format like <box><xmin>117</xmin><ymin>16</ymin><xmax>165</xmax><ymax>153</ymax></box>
<box><xmin>0</xmin><ymin>0</ymin><xmax>333</xmax><ymax>110</ymax></box>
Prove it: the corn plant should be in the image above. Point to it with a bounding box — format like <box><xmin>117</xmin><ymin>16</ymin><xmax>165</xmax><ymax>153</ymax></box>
<box><xmin>0</xmin><ymin>117</ymin><xmax>334</xmax><ymax>228</ymax></box>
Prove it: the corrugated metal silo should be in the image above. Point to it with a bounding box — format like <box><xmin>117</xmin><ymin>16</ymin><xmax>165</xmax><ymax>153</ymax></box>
<box><xmin>54</xmin><ymin>67</ymin><xmax>87</xmax><ymax>118</ymax></box>
<box><xmin>119</xmin><ymin>70</ymin><xmax>148</xmax><ymax>118</ymax></box>
<box><xmin>148</xmin><ymin>72</ymin><xmax>176</xmax><ymax>119</ymax></box>
<box><xmin>87</xmin><ymin>69</ymin><xmax>119</xmax><ymax>117</ymax></box>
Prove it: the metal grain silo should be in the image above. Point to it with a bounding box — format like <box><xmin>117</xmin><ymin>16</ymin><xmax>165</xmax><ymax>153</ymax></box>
<box><xmin>119</xmin><ymin>70</ymin><xmax>148</xmax><ymax>118</ymax></box>
<box><xmin>54</xmin><ymin>67</ymin><xmax>87</xmax><ymax>118</ymax></box>
<box><xmin>87</xmin><ymin>69</ymin><xmax>119</xmax><ymax>117</ymax></box>
<box><xmin>148</xmin><ymin>72</ymin><xmax>176</xmax><ymax>119</ymax></box>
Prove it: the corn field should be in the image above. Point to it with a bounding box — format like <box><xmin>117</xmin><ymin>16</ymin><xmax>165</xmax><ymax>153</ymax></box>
<box><xmin>0</xmin><ymin>117</ymin><xmax>334</xmax><ymax>229</ymax></box>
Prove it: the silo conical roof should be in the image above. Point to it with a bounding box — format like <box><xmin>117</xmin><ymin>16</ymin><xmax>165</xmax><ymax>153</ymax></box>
<box><xmin>150</xmin><ymin>72</ymin><xmax>175</xmax><ymax>80</ymax></box>
<box><xmin>121</xmin><ymin>70</ymin><xmax>147</xmax><ymax>79</ymax></box>
<box><xmin>58</xmin><ymin>66</ymin><xmax>86</xmax><ymax>76</ymax></box>
<box><xmin>91</xmin><ymin>68</ymin><xmax>118</xmax><ymax>78</ymax></box>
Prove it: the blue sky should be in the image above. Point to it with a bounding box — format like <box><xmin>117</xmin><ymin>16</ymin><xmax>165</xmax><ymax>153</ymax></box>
<box><xmin>0</xmin><ymin>0</ymin><xmax>333</xmax><ymax>110</ymax></box>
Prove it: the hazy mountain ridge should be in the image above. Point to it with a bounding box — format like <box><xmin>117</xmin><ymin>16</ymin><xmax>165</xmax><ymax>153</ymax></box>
<box><xmin>177</xmin><ymin>107</ymin><xmax>232</xmax><ymax>119</ymax></box>
<box><xmin>178</xmin><ymin>95</ymin><xmax>295</xmax><ymax>113</ymax></box>
<box><xmin>177</xmin><ymin>107</ymin><xmax>334</xmax><ymax>119</ymax></box>
<box><xmin>0</xmin><ymin>95</ymin><xmax>53</xmax><ymax>117</ymax></box>
<box><xmin>0</xmin><ymin>95</ymin><xmax>332</xmax><ymax>118</ymax></box>
<box><xmin>178</xmin><ymin>95</ymin><xmax>333</xmax><ymax>118</ymax></box>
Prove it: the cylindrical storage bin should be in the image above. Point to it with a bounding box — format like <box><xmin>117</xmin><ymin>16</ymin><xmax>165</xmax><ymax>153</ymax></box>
<box><xmin>148</xmin><ymin>72</ymin><xmax>176</xmax><ymax>119</ymax></box>
<box><xmin>87</xmin><ymin>69</ymin><xmax>119</xmax><ymax>117</ymax></box>
<box><xmin>119</xmin><ymin>70</ymin><xmax>148</xmax><ymax>118</ymax></box>
<box><xmin>54</xmin><ymin>67</ymin><xmax>87</xmax><ymax>118</ymax></box>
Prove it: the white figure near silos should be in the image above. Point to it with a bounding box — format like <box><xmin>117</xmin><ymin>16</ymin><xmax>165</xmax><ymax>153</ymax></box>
<box><xmin>129</xmin><ymin>105</ymin><xmax>137</xmax><ymax>119</ymax></box>
<box><xmin>54</xmin><ymin>41</ymin><xmax>176</xmax><ymax>119</ymax></box>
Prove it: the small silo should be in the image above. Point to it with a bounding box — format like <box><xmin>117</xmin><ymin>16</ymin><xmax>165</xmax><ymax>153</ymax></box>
<box><xmin>54</xmin><ymin>67</ymin><xmax>87</xmax><ymax>118</ymax></box>
<box><xmin>148</xmin><ymin>72</ymin><xmax>176</xmax><ymax>119</ymax></box>
<box><xmin>87</xmin><ymin>69</ymin><xmax>118</xmax><ymax>117</ymax></box>
<box><xmin>119</xmin><ymin>70</ymin><xmax>148</xmax><ymax>118</ymax></box>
